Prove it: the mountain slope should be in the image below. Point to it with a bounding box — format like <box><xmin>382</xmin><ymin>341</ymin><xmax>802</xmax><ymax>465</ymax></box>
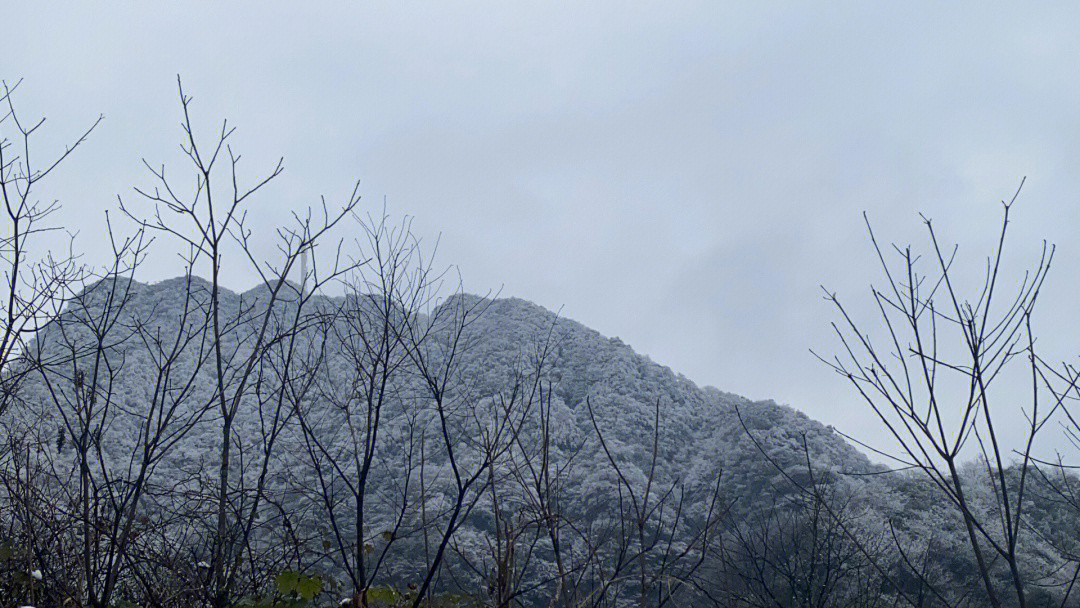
<box><xmin>5</xmin><ymin>277</ymin><xmax>884</xmax><ymax>604</ymax></box>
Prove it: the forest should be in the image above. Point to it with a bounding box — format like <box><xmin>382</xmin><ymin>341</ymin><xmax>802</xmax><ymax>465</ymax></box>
<box><xmin>3</xmin><ymin>80</ymin><xmax>1080</xmax><ymax>608</ymax></box>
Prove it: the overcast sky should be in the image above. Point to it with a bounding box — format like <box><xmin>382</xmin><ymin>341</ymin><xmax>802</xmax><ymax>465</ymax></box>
<box><xmin>5</xmin><ymin>2</ymin><xmax>1080</xmax><ymax>456</ymax></box>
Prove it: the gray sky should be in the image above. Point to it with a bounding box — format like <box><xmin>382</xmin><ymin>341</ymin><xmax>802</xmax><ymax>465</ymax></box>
<box><xmin>5</xmin><ymin>2</ymin><xmax>1080</xmax><ymax>457</ymax></box>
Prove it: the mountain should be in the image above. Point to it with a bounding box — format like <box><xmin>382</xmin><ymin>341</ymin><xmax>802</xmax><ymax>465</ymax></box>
<box><xmin>0</xmin><ymin>276</ymin><xmax>939</xmax><ymax>605</ymax></box>
<box><xmin>16</xmin><ymin>276</ymin><xmax>874</xmax><ymax>493</ymax></box>
<box><xmin>457</xmin><ymin>295</ymin><xmax>878</xmax><ymax>506</ymax></box>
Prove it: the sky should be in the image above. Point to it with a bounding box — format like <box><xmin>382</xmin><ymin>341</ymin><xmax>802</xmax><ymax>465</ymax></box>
<box><xmin>4</xmin><ymin>2</ymin><xmax>1080</xmax><ymax>459</ymax></box>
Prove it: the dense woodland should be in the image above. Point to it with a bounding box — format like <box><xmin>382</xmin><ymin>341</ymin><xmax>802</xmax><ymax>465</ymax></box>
<box><xmin>4</xmin><ymin>81</ymin><xmax>1080</xmax><ymax>608</ymax></box>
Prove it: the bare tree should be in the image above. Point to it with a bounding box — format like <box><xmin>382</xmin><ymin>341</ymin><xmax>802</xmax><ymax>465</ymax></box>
<box><xmin>818</xmin><ymin>183</ymin><xmax>1078</xmax><ymax>607</ymax></box>
<box><xmin>119</xmin><ymin>77</ymin><xmax>360</xmax><ymax>607</ymax></box>
<box><xmin>582</xmin><ymin>396</ymin><xmax>725</xmax><ymax>608</ymax></box>
<box><xmin>0</xmin><ymin>79</ymin><xmax>100</xmax><ymax>416</ymax></box>
<box><xmin>719</xmin><ymin>479</ymin><xmax>896</xmax><ymax>608</ymax></box>
<box><xmin>401</xmin><ymin>288</ymin><xmax>513</xmax><ymax>608</ymax></box>
<box><xmin>445</xmin><ymin>330</ymin><xmax>566</xmax><ymax>608</ymax></box>
<box><xmin>292</xmin><ymin>212</ymin><xmax>443</xmax><ymax>606</ymax></box>
<box><xmin>0</xmin><ymin>79</ymin><xmax>110</xmax><ymax>608</ymax></box>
